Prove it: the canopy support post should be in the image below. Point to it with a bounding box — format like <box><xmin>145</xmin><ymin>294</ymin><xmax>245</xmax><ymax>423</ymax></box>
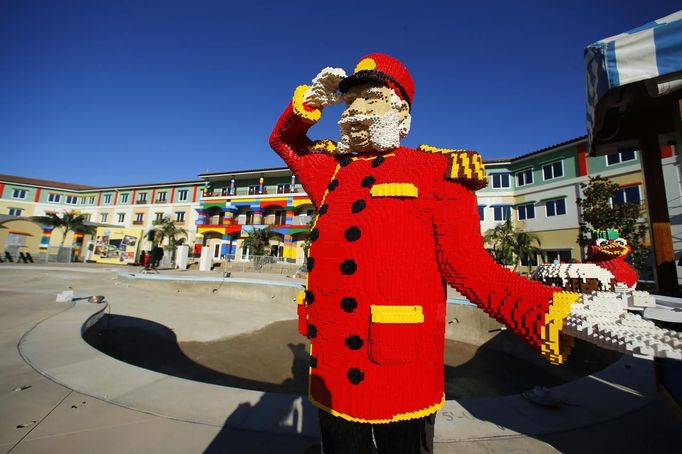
<box><xmin>638</xmin><ymin>117</ymin><xmax>678</xmax><ymax>293</ymax></box>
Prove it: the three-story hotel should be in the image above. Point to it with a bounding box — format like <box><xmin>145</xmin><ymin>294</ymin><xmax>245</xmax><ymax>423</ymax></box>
<box><xmin>1</xmin><ymin>136</ymin><xmax>680</xmax><ymax>280</ymax></box>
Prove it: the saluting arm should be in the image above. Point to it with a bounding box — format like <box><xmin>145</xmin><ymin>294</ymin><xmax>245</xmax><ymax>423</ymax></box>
<box><xmin>269</xmin><ymin>69</ymin><xmax>346</xmax><ymax>207</ymax></box>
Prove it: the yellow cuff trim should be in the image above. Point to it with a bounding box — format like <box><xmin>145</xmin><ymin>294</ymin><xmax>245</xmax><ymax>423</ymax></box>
<box><xmin>310</xmin><ymin>139</ymin><xmax>337</xmax><ymax>153</ymax></box>
<box><xmin>371</xmin><ymin>305</ymin><xmax>424</xmax><ymax>324</ymax></box>
<box><xmin>540</xmin><ymin>291</ymin><xmax>579</xmax><ymax>364</ymax></box>
<box><xmin>310</xmin><ymin>394</ymin><xmax>444</xmax><ymax>424</ymax></box>
<box><xmin>370</xmin><ymin>183</ymin><xmax>419</xmax><ymax>198</ymax></box>
<box><xmin>292</xmin><ymin>85</ymin><xmax>321</xmax><ymax>123</ymax></box>
<box><xmin>296</xmin><ymin>290</ymin><xmax>305</xmax><ymax>305</ymax></box>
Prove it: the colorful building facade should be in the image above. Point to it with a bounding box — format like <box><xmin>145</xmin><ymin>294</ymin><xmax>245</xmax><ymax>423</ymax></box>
<box><xmin>1</xmin><ymin>136</ymin><xmax>680</xmax><ymax>279</ymax></box>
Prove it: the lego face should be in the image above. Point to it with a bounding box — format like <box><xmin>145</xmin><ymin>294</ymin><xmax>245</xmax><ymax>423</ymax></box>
<box><xmin>338</xmin><ymin>84</ymin><xmax>410</xmax><ymax>154</ymax></box>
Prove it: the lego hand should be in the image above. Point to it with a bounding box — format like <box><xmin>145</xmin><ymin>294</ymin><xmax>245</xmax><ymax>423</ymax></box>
<box><xmin>563</xmin><ymin>293</ymin><xmax>682</xmax><ymax>360</ymax></box>
<box><xmin>303</xmin><ymin>67</ymin><xmax>347</xmax><ymax>109</ymax></box>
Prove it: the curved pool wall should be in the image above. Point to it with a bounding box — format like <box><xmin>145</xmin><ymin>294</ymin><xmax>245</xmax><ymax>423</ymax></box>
<box><xmin>17</xmin><ymin>273</ymin><xmax>662</xmax><ymax>441</ymax></box>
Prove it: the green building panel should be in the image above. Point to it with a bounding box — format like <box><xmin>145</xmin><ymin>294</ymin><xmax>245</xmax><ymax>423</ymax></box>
<box><xmin>4</xmin><ymin>184</ymin><xmax>36</xmax><ymax>202</ymax></box>
<box><xmin>586</xmin><ymin>149</ymin><xmax>640</xmax><ymax>174</ymax></box>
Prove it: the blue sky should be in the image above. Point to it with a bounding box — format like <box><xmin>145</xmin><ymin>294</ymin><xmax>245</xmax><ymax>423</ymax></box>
<box><xmin>0</xmin><ymin>0</ymin><xmax>674</xmax><ymax>186</ymax></box>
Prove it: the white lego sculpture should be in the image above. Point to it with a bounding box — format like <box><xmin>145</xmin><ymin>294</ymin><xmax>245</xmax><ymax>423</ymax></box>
<box><xmin>564</xmin><ymin>293</ymin><xmax>682</xmax><ymax>360</ymax></box>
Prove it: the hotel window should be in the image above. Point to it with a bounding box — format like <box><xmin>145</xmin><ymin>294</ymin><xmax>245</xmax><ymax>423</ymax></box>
<box><xmin>100</xmin><ymin>213</ymin><xmax>108</xmax><ymax>223</ymax></box>
<box><xmin>134</xmin><ymin>213</ymin><xmax>144</xmax><ymax>223</ymax></box>
<box><xmin>137</xmin><ymin>193</ymin><xmax>147</xmax><ymax>203</ymax></box>
<box><xmin>177</xmin><ymin>189</ymin><xmax>188</xmax><ymax>201</ymax></box>
<box><xmin>175</xmin><ymin>211</ymin><xmax>185</xmax><ymax>222</ymax></box>
<box><xmin>120</xmin><ymin>193</ymin><xmax>129</xmax><ymax>204</ymax></box>
<box><xmin>606</xmin><ymin>149</ymin><xmax>637</xmax><ymax>166</ymax></box>
<box><xmin>493</xmin><ymin>206</ymin><xmax>511</xmax><ymax>221</ymax></box>
<box><xmin>612</xmin><ymin>186</ymin><xmax>641</xmax><ymax>206</ymax></box>
<box><xmin>155</xmin><ymin>212</ymin><xmax>164</xmax><ymax>222</ymax></box>
<box><xmin>543</xmin><ymin>249</ymin><xmax>572</xmax><ymax>263</ymax></box>
<box><xmin>65</xmin><ymin>195</ymin><xmax>78</xmax><ymax>205</ymax></box>
<box><xmin>542</xmin><ymin>161</ymin><xmax>564</xmax><ymax>180</ymax></box>
<box><xmin>477</xmin><ymin>205</ymin><xmax>485</xmax><ymax>221</ymax></box>
<box><xmin>117</xmin><ymin>213</ymin><xmax>125</xmax><ymax>223</ymax></box>
<box><xmin>8</xmin><ymin>207</ymin><xmax>23</xmax><ymax>216</ymax></box>
<box><xmin>491</xmin><ymin>173</ymin><xmax>510</xmax><ymax>189</ymax></box>
<box><xmin>248</xmin><ymin>185</ymin><xmax>260</xmax><ymax>195</ymax></box>
<box><xmin>81</xmin><ymin>213</ymin><xmax>91</xmax><ymax>222</ymax></box>
<box><xmin>87</xmin><ymin>196</ymin><xmax>95</xmax><ymax>204</ymax></box>
<box><xmin>517</xmin><ymin>203</ymin><xmax>535</xmax><ymax>220</ymax></box>
<box><xmin>274</xmin><ymin>210</ymin><xmax>286</xmax><ymax>224</ymax></box>
<box><xmin>156</xmin><ymin>191</ymin><xmax>167</xmax><ymax>202</ymax></box>
<box><xmin>103</xmin><ymin>194</ymin><xmax>112</xmax><ymax>204</ymax></box>
<box><xmin>245</xmin><ymin>210</ymin><xmax>254</xmax><ymax>225</ymax></box>
<box><xmin>545</xmin><ymin>198</ymin><xmax>567</xmax><ymax>217</ymax></box>
<box><xmin>48</xmin><ymin>193</ymin><xmax>61</xmax><ymax>203</ymax></box>
<box><xmin>277</xmin><ymin>184</ymin><xmax>292</xmax><ymax>194</ymax></box>
<box><xmin>11</xmin><ymin>189</ymin><xmax>27</xmax><ymax>199</ymax></box>
<box><xmin>516</xmin><ymin>169</ymin><xmax>533</xmax><ymax>187</ymax></box>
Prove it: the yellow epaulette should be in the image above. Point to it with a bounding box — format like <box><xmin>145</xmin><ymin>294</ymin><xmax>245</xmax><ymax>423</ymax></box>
<box><xmin>310</xmin><ymin>139</ymin><xmax>337</xmax><ymax>154</ymax></box>
<box><xmin>417</xmin><ymin>144</ymin><xmax>488</xmax><ymax>190</ymax></box>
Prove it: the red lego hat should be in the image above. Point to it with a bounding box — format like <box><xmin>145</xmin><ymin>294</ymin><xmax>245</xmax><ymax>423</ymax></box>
<box><xmin>339</xmin><ymin>53</ymin><xmax>415</xmax><ymax>108</ymax></box>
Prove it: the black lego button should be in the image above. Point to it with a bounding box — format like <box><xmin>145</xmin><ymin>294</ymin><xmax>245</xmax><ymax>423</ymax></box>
<box><xmin>361</xmin><ymin>176</ymin><xmax>376</xmax><ymax>188</ymax></box>
<box><xmin>344</xmin><ymin>226</ymin><xmax>361</xmax><ymax>242</ymax></box>
<box><xmin>341</xmin><ymin>297</ymin><xmax>357</xmax><ymax>313</ymax></box>
<box><xmin>305</xmin><ymin>290</ymin><xmax>315</xmax><ymax>304</ymax></box>
<box><xmin>340</xmin><ymin>259</ymin><xmax>357</xmax><ymax>275</ymax></box>
<box><xmin>345</xmin><ymin>335</ymin><xmax>364</xmax><ymax>350</ymax></box>
<box><xmin>327</xmin><ymin>179</ymin><xmax>339</xmax><ymax>191</ymax></box>
<box><xmin>351</xmin><ymin>199</ymin><xmax>366</xmax><ymax>214</ymax></box>
<box><xmin>307</xmin><ymin>324</ymin><xmax>317</xmax><ymax>339</ymax></box>
<box><xmin>347</xmin><ymin>368</ymin><xmax>364</xmax><ymax>385</ymax></box>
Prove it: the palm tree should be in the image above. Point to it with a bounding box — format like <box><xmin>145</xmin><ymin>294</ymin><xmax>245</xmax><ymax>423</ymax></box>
<box><xmin>512</xmin><ymin>230</ymin><xmax>542</xmax><ymax>273</ymax></box>
<box><xmin>148</xmin><ymin>216</ymin><xmax>188</xmax><ymax>261</ymax></box>
<box><xmin>241</xmin><ymin>226</ymin><xmax>271</xmax><ymax>257</ymax></box>
<box><xmin>483</xmin><ymin>219</ymin><xmax>542</xmax><ymax>271</ymax></box>
<box><xmin>32</xmin><ymin>210</ymin><xmax>95</xmax><ymax>261</ymax></box>
<box><xmin>483</xmin><ymin>219</ymin><xmax>515</xmax><ymax>266</ymax></box>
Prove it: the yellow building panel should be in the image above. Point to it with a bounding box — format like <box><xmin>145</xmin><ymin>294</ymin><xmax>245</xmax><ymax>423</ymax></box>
<box><xmin>293</xmin><ymin>198</ymin><xmax>313</xmax><ymax>207</ymax></box>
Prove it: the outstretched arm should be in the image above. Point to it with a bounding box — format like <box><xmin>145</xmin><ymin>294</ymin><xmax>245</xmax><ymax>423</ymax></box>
<box><xmin>428</xmin><ymin>179</ymin><xmax>577</xmax><ymax>364</ymax></box>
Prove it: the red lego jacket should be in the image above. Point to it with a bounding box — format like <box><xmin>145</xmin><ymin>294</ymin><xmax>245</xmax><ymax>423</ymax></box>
<box><xmin>269</xmin><ymin>86</ymin><xmax>577</xmax><ymax>423</ymax></box>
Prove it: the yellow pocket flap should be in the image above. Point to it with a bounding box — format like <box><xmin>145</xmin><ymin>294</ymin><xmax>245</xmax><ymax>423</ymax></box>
<box><xmin>371</xmin><ymin>305</ymin><xmax>424</xmax><ymax>324</ymax></box>
<box><xmin>370</xmin><ymin>183</ymin><xmax>418</xmax><ymax>198</ymax></box>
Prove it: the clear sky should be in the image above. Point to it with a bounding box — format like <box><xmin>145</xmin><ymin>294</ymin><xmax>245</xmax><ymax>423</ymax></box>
<box><xmin>0</xmin><ymin>0</ymin><xmax>675</xmax><ymax>186</ymax></box>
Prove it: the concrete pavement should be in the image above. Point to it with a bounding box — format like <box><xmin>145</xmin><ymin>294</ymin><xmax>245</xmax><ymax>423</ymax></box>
<box><xmin>0</xmin><ymin>264</ymin><xmax>680</xmax><ymax>453</ymax></box>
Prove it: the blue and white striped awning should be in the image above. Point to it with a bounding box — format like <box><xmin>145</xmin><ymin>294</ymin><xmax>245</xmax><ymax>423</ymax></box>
<box><xmin>585</xmin><ymin>10</ymin><xmax>682</xmax><ymax>152</ymax></box>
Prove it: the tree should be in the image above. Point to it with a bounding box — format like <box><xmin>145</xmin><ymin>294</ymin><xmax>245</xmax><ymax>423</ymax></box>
<box><xmin>241</xmin><ymin>226</ymin><xmax>271</xmax><ymax>257</ymax></box>
<box><xmin>576</xmin><ymin>175</ymin><xmax>649</xmax><ymax>271</ymax></box>
<box><xmin>148</xmin><ymin>216</ymin><xmax>188</xmax><ymax>260</ymax></box>
<box><xmin>483</xmin><ymin>218</ymin><xmax>542</xmax><ymax>271</ymax></box>
<box><xmin>32</xmin><ymin>210</ymin><xmax>95</xmax><ymax>247</ymax></box>
<box><xmin>483</xmin><ymin>219</ymin><xmax>515</xmax><ymax>266</ymax></box>
<box><xmin>513</xmin><ymin>230</ymin><xmax>543</xmax><ymax>273</ymax></box>
<box><xmin>32</xmin><ymin>210</ymin><xmax>95</xmax><ymax>262</ymax></box>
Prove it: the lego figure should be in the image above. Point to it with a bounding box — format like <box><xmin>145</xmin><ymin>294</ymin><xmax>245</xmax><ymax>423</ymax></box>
<box><xmin>269</xmin><ymin>54</ymin><xmax>679</xmax><ymax>453</ymax></box>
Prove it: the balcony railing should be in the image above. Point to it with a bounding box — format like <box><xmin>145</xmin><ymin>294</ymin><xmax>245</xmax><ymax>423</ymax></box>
<box><xmin>290</xmin><ymin>215</ymin><xmax>312</xmax><ymax>225</ymax></box>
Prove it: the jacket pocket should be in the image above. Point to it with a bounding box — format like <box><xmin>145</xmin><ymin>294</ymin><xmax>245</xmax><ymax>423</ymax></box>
<box><xmin>368</xmin><ymin>305</ymin><xmax>424</xmax><ymax>366</ymax></box>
